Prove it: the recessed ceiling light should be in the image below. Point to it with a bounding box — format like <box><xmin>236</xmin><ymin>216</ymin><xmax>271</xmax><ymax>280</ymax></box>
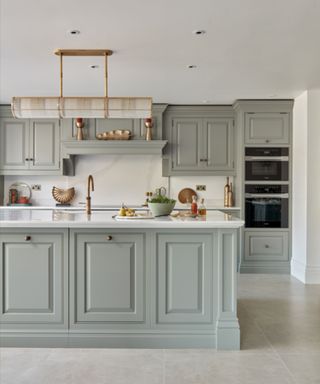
<box><xmin>269</xmin><ymin>94</ymin><xmax>278</xmax><ymax>98</ymax></box>
<box><xmin>68</xmin><ymin>29</ymin><xmax>80</xmax><ymax>35</ymax></box>
<box><xmin>89</xmin><ymin>65</ymin><xmax>99</xmax><ymax>69</ymax></box>
<box><xmin>193</xmin><ymin>30</ymin><xmax>206</xmax><ymax>36</ymax></box>
<box><xmin>202</xmin><ymin>100</ymin><xmax>210</xmax><ymax>103</ymax></box>
<box><xmin>187</xmin><ymin>65</ymin><xmax>197</xmax><ymax>69</ymax></box>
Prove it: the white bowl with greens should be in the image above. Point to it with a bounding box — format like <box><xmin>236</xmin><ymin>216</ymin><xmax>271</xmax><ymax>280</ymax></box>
<box><xmin>148</xmin><ymin>196</ymin><xmax>176</xmax><ymax>217</ymax></box>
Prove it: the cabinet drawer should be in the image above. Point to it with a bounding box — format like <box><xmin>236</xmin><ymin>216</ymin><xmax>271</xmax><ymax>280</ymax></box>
<box><xmin>244</xmin><ymin>231</ymin><xmax>289</xmax><ymax>261</ymax></box>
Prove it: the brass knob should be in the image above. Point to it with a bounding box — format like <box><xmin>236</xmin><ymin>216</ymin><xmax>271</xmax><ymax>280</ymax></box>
<box><xmin>106</xmin><ymin>235</ymin><xmax>113</xmax><ymax>241</ymax></box>
<box><xmin>265</xmin><ymin>139</ymin><xmax>270</xmax><ymax>143</ymax></box>
<box><xmin>24</xmin><ymin>236</ymin><xmax>31</xmax><ymax>241</ymax></box>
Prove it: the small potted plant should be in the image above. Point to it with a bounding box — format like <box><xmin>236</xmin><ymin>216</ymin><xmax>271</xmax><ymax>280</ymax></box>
<box><xmin>148</xmin><ymin>195</ymin><xmax>176</xmax><ymax>217</ymax></box>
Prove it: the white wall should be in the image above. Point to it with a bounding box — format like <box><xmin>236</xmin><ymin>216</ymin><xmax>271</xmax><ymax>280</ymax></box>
<box><xmin>291</xmin><ymin>92</ymin><xmax>308</xmax><ymax>279</ymax></box>
<box><xmin>292</xmin><ymin>90</ymin><xmax>320</xmax><ymax>284</ymax></box>
<box><xmin>306</xmin><ymin>90</ymin><xmax>320</xmax><ymax>281</ymax></box>
<box><xmin>4</xmin><ymin>156</ymin><xmax>231</xmax><ymax>207</ymax></box>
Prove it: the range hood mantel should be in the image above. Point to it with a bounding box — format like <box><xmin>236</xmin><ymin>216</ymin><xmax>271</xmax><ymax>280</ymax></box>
<box><xmin>62</xmin><ymin>140</ymin><xmax>167</xmax><ymax>157</ymax></box>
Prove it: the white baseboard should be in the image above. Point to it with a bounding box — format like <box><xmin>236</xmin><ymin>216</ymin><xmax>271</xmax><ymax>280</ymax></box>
<box><xmin>291</xmin><ymin>259</ymin><xmax>320</xmax><ymax>284</ymax></box>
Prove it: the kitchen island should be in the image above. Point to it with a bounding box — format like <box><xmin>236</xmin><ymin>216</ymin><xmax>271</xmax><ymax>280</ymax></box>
<box><xmin>0</xmin><ymin>209</ymin><xmax>244</xmax><ymax>350</ymax></box>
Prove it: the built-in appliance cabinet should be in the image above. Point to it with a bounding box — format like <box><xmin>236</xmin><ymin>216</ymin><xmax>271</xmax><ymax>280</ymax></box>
<box><xmin>0</xmin><ymin>229</ymin><xmax>68</xmax><ymax>330</ymax></box>
<box><xmin>162</xmin><ymin>106</ymin><xmax>235</xmax><ymax>176</ymax></box>
<box><xmin>0</xmin><ymin>117</ymin><xmax>62</xmax><ymax>175</ymax></box>
<box><xmin>244</xmin><ymin>112</ymin><xmax>290</xmax><ymax>145</ymax></box>
<box><xmin>233</xmin><ymin>100</ymin><xmax>294</xmax><ymax>274</ymax></box>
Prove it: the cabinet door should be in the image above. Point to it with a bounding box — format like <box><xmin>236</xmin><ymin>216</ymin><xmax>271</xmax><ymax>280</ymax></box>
<box><xmin>72</xmin><ymin>232</ymin><xmax>145</xmax><ymax>325</ymax></box>
<box><xmin>245</xmin><ymin>113</ymin><xmax>290</xmax><ymax>144</ymax></box>
<box><xmin>29</xmin><ymin>120</ymin><xmax>60</xmax><ymax>170</ymax></box>
<box><xmin>0</xmin><ymin>231</ymin><xmax>67</xmax><ymax>328</ymax></box>
<box><xmin>203</xmin><ymin>118</ymin><xmax>234</xmax><ymax>171</ymax></box>
<box><xmin>171</xmin><ymin>118</ymin><xmax>203</xmax><ymax>171</ymax></box>
<box><xmin>156</xmin><ymin>233</ymin><xmax>212</xmax><ymax>324</ymax></box>
<box><xmin>0</xmin><ymin>118</ymin><xmax>29</xmax><ymax>170</ymax></box>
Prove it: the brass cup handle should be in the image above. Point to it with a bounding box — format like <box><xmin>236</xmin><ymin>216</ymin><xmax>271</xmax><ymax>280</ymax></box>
<box><xmin>106</xmin><ymin>235</ymin><xmax>113</xmax><ymax>241</ymax></box>
<box><xmin>25</xmin><ymin>236</ymin><xmax>31</xmax><ymax>241</ymax></box>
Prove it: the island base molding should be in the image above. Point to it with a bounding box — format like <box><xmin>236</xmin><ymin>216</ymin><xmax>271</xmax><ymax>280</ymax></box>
<box><xmin>0</xmin><ymin>227</ymin><xmax>242</xmax><ymax>350</ymax></box>
<box><xmin>1</xmin><ymin>332</ymin><xmax>219</xmax><ymax>349</ymax></box>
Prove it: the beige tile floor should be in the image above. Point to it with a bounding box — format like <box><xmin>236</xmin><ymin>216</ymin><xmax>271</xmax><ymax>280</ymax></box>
<box><xmin>1</xmin><ymin>274</ymin><xmax>320</xmax><ymax>384</ymax></box>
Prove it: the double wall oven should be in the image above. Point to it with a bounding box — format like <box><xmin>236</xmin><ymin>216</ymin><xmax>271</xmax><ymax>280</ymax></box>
<box><xmin>245</xmin><ymin>147</ymin><xmax>289</xmax><ymax>229</ymax></box>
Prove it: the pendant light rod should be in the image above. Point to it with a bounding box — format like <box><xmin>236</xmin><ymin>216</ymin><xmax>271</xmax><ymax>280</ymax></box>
<box><xmin>54</xmin><ymin>49</ymin><xmax>113</xmax><ymax>57</ymax></box>
<box><xmin>12</xmin><ymin>48</ymin><xmax>152</xmax><ymax>119</ymax></box>
<box><xmin>60</xmin><ymin>53</ymin><xmax>63</xmax><ymax>97</ymax></box>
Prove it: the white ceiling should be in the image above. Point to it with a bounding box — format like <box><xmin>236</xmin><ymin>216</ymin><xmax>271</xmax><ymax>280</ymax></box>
<box><xmin>1</xmin><ymin>0</ymin><xmax>320</xmax><ymax>105</ymax></box>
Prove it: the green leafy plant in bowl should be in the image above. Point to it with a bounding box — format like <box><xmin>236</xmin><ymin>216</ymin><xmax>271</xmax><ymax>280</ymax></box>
<box><xmin>148</xmin><ymin>195</ymin><xmax>176</xmax><ymax>217</ymax></box>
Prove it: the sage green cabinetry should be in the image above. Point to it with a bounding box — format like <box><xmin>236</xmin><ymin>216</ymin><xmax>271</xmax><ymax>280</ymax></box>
<box><xmin>163</xmin><ymin>106</ymin><xmax>235</xmax><ymax>176</ymax></box>
<box><xmin>156</xmin><ymin>233</ymin><xmax>214</xmax><ymax>325</ymax></box>
<box><xmin>233</xmin><ymin>100</ymin><xmax>294</xmax><ymax>274</ymax></box>
<box><xmin>244</xmin><ymin>231</ymin><xmax>289</xmax><ymax>262</ymax></box>
<box><xmin>0</xmin><ymin>229</ymin><xmax>68</xmax><ymax>330</ymax></box>
<box><xmin>70</xmin><ymin>231</ymin><xmax>146</xmax><ymax>329</ymax></box>
<box><xmin>245</xmin><ymin>112</ymin><xmax>290</xmax><ymax>145</ymax></box>
<box><xmin>0</xmin><ymin>117</ymin><xmax>61</xmax><ymax>175</ymax></box>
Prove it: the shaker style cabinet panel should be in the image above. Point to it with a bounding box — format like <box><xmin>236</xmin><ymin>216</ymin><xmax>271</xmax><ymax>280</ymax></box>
<box><xmin>204</xmin><ymin>118</ymin><xmax>234</xmax><ymax>171</ymax></box>
<box><xmin>0</xmin><ymin>230</ymin><xmax>68</xmax><ymax>329</ymax></box>
<box><xmin>0</xmin><ymin>118</ymin><xmax>29</xmax><ymax>170</ymax></box>
<box><xmin>30</xmin><ymin>120</ymin><xmax>60</xmax><ymax>170</ymax></box>
<box><xmin>171</xmin><ymin>118</ymin><xmax>203</xmax><ymax>171</ymax></box>
<box><xmin>245</xmin><ymin>112</ymin><xmax>290</xmax><ymax>145</ymax></box>
<box><xmin>164</xmin><ymin>112</ymin><xmax>235</xmax><ymax>176</ymax></box>
<box><xmin>156</xmin><ymin>233</ymin><xmax>213</xmax><ymax>324</ymax></box>
<box><xmin>0</xmin><ymin>117</ymin><xmax>61</xmax><ymax>174</ymax></box>
<box><xmin>244</xmin><ymin>231</ymin><xmax>289</xmax><ymax>262</ymax></box>
<box><xmin>70</xmin><ymin>232</ymin><xmax>145</xmax><ymax>327</ymax></box>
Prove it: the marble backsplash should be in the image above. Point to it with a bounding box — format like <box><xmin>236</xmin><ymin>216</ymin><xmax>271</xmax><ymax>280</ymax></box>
<box><xmin>3</xmin><ymin>155</ymin><xmax>232</xmax><ymax>207</ymax></box>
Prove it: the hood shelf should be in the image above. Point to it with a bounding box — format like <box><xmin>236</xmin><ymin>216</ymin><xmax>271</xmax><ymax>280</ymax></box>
<box><xmin>62</xmin><ymin>140</ymin><xmax>168</xmax><ymax>157</ymax></box>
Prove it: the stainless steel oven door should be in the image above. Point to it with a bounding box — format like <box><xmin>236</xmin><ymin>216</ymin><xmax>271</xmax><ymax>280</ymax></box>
<box><xmin>245</xmin><ymin>157</ymin><xmax>289</xmax><ymax>181</ymax></box>
<box><xmin>245</xmin><ymin>193</ymin><xmax>289</xmax><ymax>228</ymax></box>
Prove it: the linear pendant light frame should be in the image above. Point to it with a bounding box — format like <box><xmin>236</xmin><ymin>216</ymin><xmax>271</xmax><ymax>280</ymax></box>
<box><xmin>11</xmin><ymin>49</ymin><xmax>153</xmax><ymax>119</ymax></box>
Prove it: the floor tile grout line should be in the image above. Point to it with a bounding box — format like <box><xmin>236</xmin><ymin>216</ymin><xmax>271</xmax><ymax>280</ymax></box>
<box><xmin>253</xmin><ymin>319</ymin><xmax>300</xmax><ymax>384</ymax></box>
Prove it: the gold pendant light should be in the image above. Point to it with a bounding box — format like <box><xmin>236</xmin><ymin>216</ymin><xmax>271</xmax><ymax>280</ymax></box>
<box><xmin>11</xmin><ymin>49</ymin><xmax>152</xmax><ymax>119</ymax></box>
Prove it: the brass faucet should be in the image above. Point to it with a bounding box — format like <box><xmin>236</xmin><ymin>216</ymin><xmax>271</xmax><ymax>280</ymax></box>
<box><xmin>86</xmin><ymin>175</ymin><xmax>94</xmax><ymax>215</ymax></box>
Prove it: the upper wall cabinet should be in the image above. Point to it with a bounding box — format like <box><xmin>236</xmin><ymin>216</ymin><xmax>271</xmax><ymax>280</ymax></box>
<box><xmin>0</xmin><ymin>117</ymin><xmax>63</xmax><ymax>175</ymax></box>
<box><xmin>245</xmin><ymin>112</ymin><xmax>290</xmax><ymax>145</ymax></box>
<box><xmin>163</xmin><ymin>106</ymin><xmax>235</xmax><ymax>176</ymax></box>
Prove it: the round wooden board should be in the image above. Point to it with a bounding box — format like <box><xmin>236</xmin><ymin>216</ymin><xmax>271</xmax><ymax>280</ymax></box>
<box><xmin>178</xmin><ymin>188</ymin><xmax>197</xmax><ymax>204</ymax></box>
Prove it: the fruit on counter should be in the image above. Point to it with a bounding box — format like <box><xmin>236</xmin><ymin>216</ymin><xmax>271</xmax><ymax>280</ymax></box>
<box><xmin>118</xmin><ymin>205</ymin><xmax>136</xmax><ymax>217</ymax></box>
<box><xmin>118</xmin><ymin>204</ymin><xmax>127</xmax><ymax>217</ymax></box>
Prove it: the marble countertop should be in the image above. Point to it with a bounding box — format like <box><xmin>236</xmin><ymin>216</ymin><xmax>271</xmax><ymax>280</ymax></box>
<box><xmin>0</xmin><ymin>209</ymin><xmax>244</xmax><ymax>229</ymax></box>
<box><xmin>0</xmin><ymin>204</ymin><xmax>241</xmax><ymax>211</ymax></box>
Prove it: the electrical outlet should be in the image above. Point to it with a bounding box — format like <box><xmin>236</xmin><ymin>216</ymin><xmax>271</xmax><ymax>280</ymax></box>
<box><xmin>31</xmin><ymin>184</ymin><xmax>41</xmax><ymax>191</ymax></box>
<box><xmin>196</xmin><ymin>185</ymin><xmax>206</xmax><ymax>191</ymax></box>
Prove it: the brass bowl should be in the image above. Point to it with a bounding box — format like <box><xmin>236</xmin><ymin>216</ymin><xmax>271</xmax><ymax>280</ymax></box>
<box><xmin>52</xmin><ymin>187</ymin><xmax>75</xmax><ymax>204</ymax></box>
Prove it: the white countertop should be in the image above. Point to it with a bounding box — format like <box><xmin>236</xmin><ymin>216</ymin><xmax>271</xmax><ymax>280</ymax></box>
<box><xmin>0</xmin><ymin>204</ymin><xmax>241</xmax><ymax>211</ymax></box>
<box><xmin>0</xmin><ymin>209</ymin><xmax>244</xmax><ymax>229</ymax></box>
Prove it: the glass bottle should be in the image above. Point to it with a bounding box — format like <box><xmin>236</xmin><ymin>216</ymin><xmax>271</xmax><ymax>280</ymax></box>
<box><xmin>191</xmin><ymin>195</ymin><xmax>198</xmax><ymax>215</ymax></box>
<box><xmin>198</xmin><ymin>198</ymin><xmax>207</xmax><ymax>216</ymax></box>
